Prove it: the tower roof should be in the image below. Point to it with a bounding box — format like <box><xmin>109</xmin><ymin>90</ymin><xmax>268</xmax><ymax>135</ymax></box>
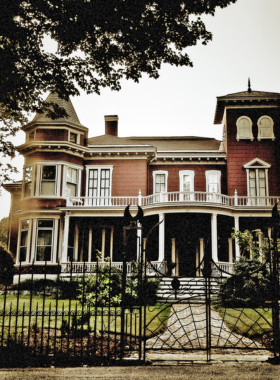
<box><xmin>214</xmin><ymin>89</ymin><xmax>280</xmax><ymax>124</ymax></box>
<box><xmin>24</xmin><ymin>92</ymin><xmax>85</xmax><ymax>129</ymax></box>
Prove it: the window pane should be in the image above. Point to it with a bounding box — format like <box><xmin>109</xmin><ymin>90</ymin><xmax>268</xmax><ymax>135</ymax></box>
<box><xmin>42</xmin><ymin>166</ymin><xmax>56</xmax><ymax>180</ymax></box>
<box><xmin>37</xmin><ymin>230</ymin><xmax>52</xmax><ymax>246</ymax></box>
<box><xmin>183</xmin><ymin>175</ymin><xmax>191</xmax><ymax>192</ymax></box>
<box><xmin>68</xmin><ymin>183</ymin><xmax>76</xmax><ymax>197</ymax></box>
<box><xmin>239</xmin><ymin>118</ymin><xmax>250</xmax><ymax>138</ymax></box>
<box><xmin>70</xmin><ymin>133</ymin><xmax>77</xmax><ymax>143</ymax></box>
<box><xmin>38</xmin><ymin>220</ymin><xmax>54</xmax><ymax>228</ymax></box>
<box><xmin>36</xmin><ymin>246</ymin><xmax>51</xmax><ymax>262</ymax></box>
<box><xmin>41</xmin><ymin>181</ymin><xmax>55</xmax><ymax>195</ymax></box>
<box><xmin>21</xmin><ymin>220</ymin><xmax>29</xmax><ymax>230</ymax></box>
<box><xmin>67</xmin><ymin>167</ymin><xmax>77</xmax><ymax>183</ymax></box>
<box><xmin>20</xmin><ymin>247</ymin><xmax>27</xmax><ymax>262</ymax></box>
<box><xmin>20</xmin><ymin>230</ymin><xmax>28</xmax><ymax>247</ymax></box>
<box><xmin>260</xmin><ymin>117</ymin><xmax>271</xmax><ymax>137</ymax></box>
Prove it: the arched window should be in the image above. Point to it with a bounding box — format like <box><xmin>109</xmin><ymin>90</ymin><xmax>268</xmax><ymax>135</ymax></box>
<box><xmin>257</xmin><ymin>116</ymin><xmax>275</xmax><ymax>140</ymax></box>
<box><xmin>236</xmin><ymin>116</ymin><xmax>253</xmax><ymax>141</ymax></box>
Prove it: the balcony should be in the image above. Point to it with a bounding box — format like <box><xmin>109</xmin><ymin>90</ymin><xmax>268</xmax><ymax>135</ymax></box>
<box><xmin>67</xmin><ymin>191</ymin><xmax>279</xmax><ymax>210</ymax></box>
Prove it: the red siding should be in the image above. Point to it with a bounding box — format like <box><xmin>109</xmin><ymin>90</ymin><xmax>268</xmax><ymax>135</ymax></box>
<box><xmin>83</xmin><ymin>159</ymin><xmax>148</xmax><ymax>196</ymax></box>
<box><xmin>148</xmin><ymin>164</ymin><xmax>227</xmax><ymax>194</ymax></box>
<box><xmin>36</xmin><ymin>129</ymin><xmax>68</xmax><ymax>141</ymax></box>
<box><xmin>226</xmin><ymin>108</ymin><xmax>280</xmax><ymax>196</ymax></box>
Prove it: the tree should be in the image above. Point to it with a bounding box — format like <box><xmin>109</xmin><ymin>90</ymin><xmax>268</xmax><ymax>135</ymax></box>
<box><xmin>0</xmin><ymin>217</ymin><xmax>9</xmax><ymax>247</ymax></box>
<box><xmin>0</xmin><ymin>244</ymin><xmax>15</xmax><ymax>286</ymax></box>
<box><xmin>0</xmin><ymin>0</ymin><xmax>236</xmax><ymax>186</ymax></box>
<box><xmin>219</xmin><ymin>229</ymin><xmax>272</xmax><ymax>307</ymax></box>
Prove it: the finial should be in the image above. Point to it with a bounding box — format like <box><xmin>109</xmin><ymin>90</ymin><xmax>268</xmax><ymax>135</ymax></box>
<box><xmin>248</xmin><ymin>78</ymin><xmax>252</xmax><ymax>93</ymax></box>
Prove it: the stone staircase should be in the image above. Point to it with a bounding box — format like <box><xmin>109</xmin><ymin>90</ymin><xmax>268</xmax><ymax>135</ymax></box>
<box><xmin>156</xmin><ymin>277</ymin><xmax>220</xmax><ymax>302</ymax></box>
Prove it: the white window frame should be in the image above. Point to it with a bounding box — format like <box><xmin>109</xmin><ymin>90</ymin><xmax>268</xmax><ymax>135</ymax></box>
<box><xmin>22</xmin><ymin>165</ymin><xmax>35</xmax><ymax>198</ymax></box>
<box><xmin>257</xmin><ymin>115</ymin><xmax>275</xmax><ymax>141</ymax></box>
<box><xmin>40</xmin><ymin>164</ymin><xmax>58</xmax><ymax>196</ymax></box>
<box><xmin>66</xmin><ymin>166</ymin><xmax>79</xmax><ymax>198</ymax></box>
<box><xmin>236</xmin><ymin>116</ymin><xmax>253</xmax><ymax>141</ymax></box>
<box><xmin>35</xmin><ymin>219</ymin><xmax>55</xmax><ymax>263</ymax></box>
<box><xmin>152</xmin><ymin>170</ymin><xmax>168</xmax><ymax>194</ymax></box>
<box><xmin>17</xmin><ymin>219</ymin><xmax>31</xmax><ymax>264</ymax></box>
<box><xmin>244</xmin><ymin>158</ymin><xmax>270</xmax><ymax>204</ymax></box>
<box><xmin>86</xmin><ymin>166</ymin><xmax>114</xmax><ymax>206</ymax></box>
<box><xmin>179</xmin><ymin>170</ymin><xmax>195</xmax><ymax>201</ymax></box>
<box><xmin>68</xmin><ymin>130</ymin><xmax>80</xmax><ymax>144</ymax></box>
<box><xmin>205</xmin><ymin>170</ymin><xmax>221</xmax><ymax>202</ymax></box>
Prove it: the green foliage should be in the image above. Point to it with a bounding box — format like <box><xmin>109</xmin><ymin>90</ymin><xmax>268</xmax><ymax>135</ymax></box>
<box><xmin>0</xmin><ymin>0</ymin><xmax>236</xmax><ymax>186</ymax></box>
<box><xmin>219</xmin><ymin>229</ymin><xmax>272</xmax><ymax>307</ymax></box>
<box><xmin>0</xmin><ymin>244</ymin><xmax>14</xmax><ymax>286</ymax></box>
<box><xmin>11</xmin><ymin>278</ymin><xmax>80</xmax><ymax>299</ymax></box>
<box><xmin>78</xmin><ymin>254</ymin><xmax>159</xmax><ymax>307</ymax></box>
<box><xmin>0</xmin><ymin>217</ymin><xmax>9</xmax><ymax>247</ymax></box>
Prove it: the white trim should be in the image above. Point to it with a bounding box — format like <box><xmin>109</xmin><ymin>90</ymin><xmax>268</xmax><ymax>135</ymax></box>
<box><xmin>85</xmin><ymin>165</ymin><xmax>114</xmax><ymax>198</ymax></box>
<box><xmin>236</xmin><ymin>116</ymin><xmax>253</xmax><ymax>141</ymax></box>
<box><xmin>243</xmin><ymin>157</ymin><xmax>271</xmax><ymax>169</ymax></box>
<box><xmin>152</xmin><ymin>170</ymin><xmax>168</xmax><ymax>194</ymax></box>
<box><xmin>257</xmin><ymin>115</ymin><xmax>275</xmax><ymax>141</ymax></box>
<box><xmin>205</xmin><ymin>170</ymin><xmax>221</xmax><ymax>193</ymax></box>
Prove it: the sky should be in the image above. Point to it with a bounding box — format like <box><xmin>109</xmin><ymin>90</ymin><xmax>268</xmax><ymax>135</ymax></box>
<box><xmin>1</xmin><ymin>0</ymin><xmax>280</xmax><ymax>219</ymax></box>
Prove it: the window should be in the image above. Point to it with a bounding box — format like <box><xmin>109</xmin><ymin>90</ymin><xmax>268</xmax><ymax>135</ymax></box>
<box><xmin>28</xmin><ymin>131</ymin><xmax>35</xmax><ymax>141</ymax></box>
<box><xmin>179</xmin><ymin>170</ymin><xmax>195</xmax><ymax>200</ymax></box>
<box><xmin>244</xmin><ymin>158</ymin><xmax>270</xmax><ymax>205</ymax></box>
<box><xmin>23</xmin><ymin>166</ymin><xmax>33</xmax><ymax>197</ymax></box>
<box><xmin>67</xmin><ymin>167</ymin><xmax>78</xmax><ymax>197</ymax></box>
<box><xmin>70</xmin><ymin>132</ymin><xmax>77</xmax><ymax>143</ymax></box>
<box><xmin>41</xmin><ymin>165</ymin><xmax>56</xmax><ymax>195</ymax></box>
<box><xmin>36</xmin><ymin>219</ymin><xmax>54</xmax><ymax>262</ymax></box>
<box><xmin>87</xmin><ymin>166</ymin><xmax>113</xmax><ymax>205</ymax></box>
<box><xmin>19</xmin><ymin>220</ymin><xmax>30</xmax><ymax>263</ymax></box>
<box><xmin>205</xmin><ymin>170</ymin><xmax>221</xmax><ymax>202</ymax></box>
<box><xmin>236</xmin><ymin>116</ymin><xmax>253</xmax><ymax>141</ymax></box>
<box><xmin>153</xmin><ymin>171</ymin><xmax>168</xmax><ymax>194</ymax></box>
<box><xmin>257</xmin><ymin>116</ymin><xmax>275</xmax><ymax>140</ymax></box>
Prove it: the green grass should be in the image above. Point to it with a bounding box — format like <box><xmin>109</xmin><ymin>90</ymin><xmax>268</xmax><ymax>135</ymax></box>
<box><xmin>0</xmin><ymin>295</ymin><xmax>170</xmax><ymax>339</ymax></box>
<box><xmin>213</xmin><ymin>304</ymin><xmax>274</xmax><ymax>337</ymax></box>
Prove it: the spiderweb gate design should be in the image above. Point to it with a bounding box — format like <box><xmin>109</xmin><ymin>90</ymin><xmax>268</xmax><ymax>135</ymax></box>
<box><xmin>143</xmin><ymin>211</ymin><xmax>280</xmax><ymax>362</ymax></box>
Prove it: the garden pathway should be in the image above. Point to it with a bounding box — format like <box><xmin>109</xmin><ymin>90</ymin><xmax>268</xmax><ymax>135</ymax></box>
<box><xmin>146</xmin><ymin>303</ymin><xmax>270</xmax><ymax>351</ymax></box>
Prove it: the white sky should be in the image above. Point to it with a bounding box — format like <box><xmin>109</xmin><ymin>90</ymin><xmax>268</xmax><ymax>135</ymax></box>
<box><xmin>1</xmin><ymin>0</ymin><xmax>280</xmax><ymax>219</ymax></box>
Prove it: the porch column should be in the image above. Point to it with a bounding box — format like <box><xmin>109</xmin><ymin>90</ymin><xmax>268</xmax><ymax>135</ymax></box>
<box><xmin>211</xmin><ymin>213</ymin><xmax>218</xmax><ymax>262</ymax></box>
<box><xmin>102</xmin><ymin>228</ymin><xmax>106</xmax><ymax>260</ymax></box>
<box><xmin>234</xmin><ymin>216</ymin><xmax>240</xmax><ymax>260</ymax></box>
<box><xmin>62</xmin><ymin>213</ymin><xmax>70</xmax><ymax>263</ymax></box>
<box><xmin>110</xmin><ymin>226</ymin><xmax>114</xmax><ymax>261</ymax></box>
<box><xmin>74</xmin><ymin>222</ymin><xmax>79</xmax><ymax>261</ymax></box>
<box><xmin>158</xmin><ymin>213</ymin><xmax>165</xmax><ymax>262</ymax></box>
<box><xmin>199</xmin><ymin>238</ymin><xmax>204</xmax><ymax>276</ymax></box>
<box><xmin>228</xmin><ymin>237</ymin><xmax>233</xmax><ymax>263</ymax></box>
<box><xmin>196</xmin><ymin>245</ymin><xmax>199</xmax><ymax>277</ymax></box>
<box><xmin>171</xmin><ymin>238</ymin><xmax>176</xmax><ymax>276</ymax></box>
<box><xmin>137</xmin><ymin>222</ymin><xmax>142</xmax><ymax>261</ymax></box>
<box><xmin>88</xmin><ymin>226</ymin><xmax>92</xmax><ymax>262</ymax></box>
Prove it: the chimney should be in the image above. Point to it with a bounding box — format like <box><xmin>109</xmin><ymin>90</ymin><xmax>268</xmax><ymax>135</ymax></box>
<box><xmin>105</xmin><ymin>115</ymin><xmax>118</xmax><ymax>136</ymax></box>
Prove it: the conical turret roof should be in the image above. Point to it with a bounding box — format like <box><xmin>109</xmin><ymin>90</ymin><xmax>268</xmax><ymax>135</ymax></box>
<box><xmin>30</xmin><ymin>92</ymin><xmax>84</xmax><ymax>127</ymax></box>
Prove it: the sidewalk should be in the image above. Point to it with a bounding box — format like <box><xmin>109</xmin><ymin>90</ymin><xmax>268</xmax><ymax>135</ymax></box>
<box><xmin>0</xmin><ymin>364</ymin><xmax>280</xmax><ymax>380</ymax></box>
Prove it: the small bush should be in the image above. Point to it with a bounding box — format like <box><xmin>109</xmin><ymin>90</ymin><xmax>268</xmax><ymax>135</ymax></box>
<box><xmin>0</xmin><ymin>244</ymin><xmax>14</xmax><ymax>286</ymax></box>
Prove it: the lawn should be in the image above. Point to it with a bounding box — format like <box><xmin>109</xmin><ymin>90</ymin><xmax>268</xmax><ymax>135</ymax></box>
<box><xmin>0</xmin><ymin>295</ymin><xmax>170</xmax><ymax>339</ymax></box>
<box><xmin>213</xmin><ymin>304</ymin><xmax>274</xmax><ymax>337</ymax></box>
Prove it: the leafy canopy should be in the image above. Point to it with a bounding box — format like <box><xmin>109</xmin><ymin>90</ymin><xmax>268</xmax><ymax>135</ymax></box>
<box><xmin>0</xmin><ymin>0</ymin><xmax>236</xmax><ymax>184</ymax></box>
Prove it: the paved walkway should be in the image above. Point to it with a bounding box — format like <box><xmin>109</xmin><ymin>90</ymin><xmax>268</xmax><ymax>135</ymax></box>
<box><xmin>145</xmin><ymin>303</ymin><xmax>273</xmax><ymax>362</ymax></box>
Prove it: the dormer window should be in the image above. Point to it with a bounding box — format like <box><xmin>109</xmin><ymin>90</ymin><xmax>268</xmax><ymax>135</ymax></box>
<box><xmin>257</xmin><ymin>116</ymin><xmax>275</xmax><ymax>141</ymax></box>
<box><xmin>236</xmin><ymin>116</ymin><xmax>253</xmax><ymax>141</ymax></box>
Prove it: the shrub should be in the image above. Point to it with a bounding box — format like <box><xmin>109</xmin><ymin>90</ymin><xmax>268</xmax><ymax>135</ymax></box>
<box><xmin>219</xmin><ymin>256</ymin><xmax>271</xmax><ymax>307</ymax></box>
<box><xmin>0</xmin><ymin>244</ymin><xmax>14</xmax><ymax>286</ymax></box>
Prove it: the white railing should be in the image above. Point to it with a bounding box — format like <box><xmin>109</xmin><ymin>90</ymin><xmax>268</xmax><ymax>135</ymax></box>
<box><xmin>61</xmin><ymin>261</ymin><xmax>166</xmax><ymax>275</ymax></box>
<box><xmin>215</xmin><ymin>261</ymin><xmax>235</xmax><ymax>274</ymax></box>
<box><xmin>68</xmin><ymin>192</ymin><xmax>279</xmax><ymax>209</ymax></box>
